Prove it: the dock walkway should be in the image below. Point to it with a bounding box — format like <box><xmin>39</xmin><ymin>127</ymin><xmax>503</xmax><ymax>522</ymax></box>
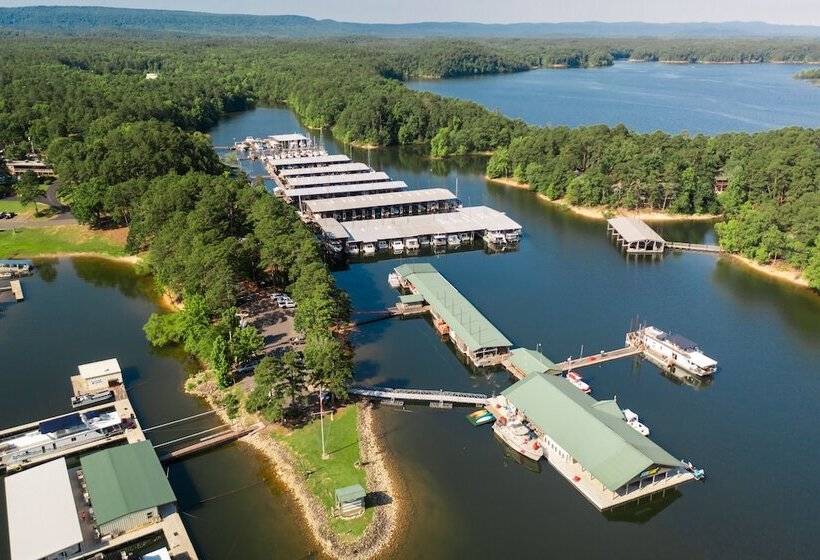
<box><xmin>350</xmin><ymin>386</ymin><xmax>489</xmax><ymax>406</ymax></box>
<box><xmin>157</xmin><ymin>422</ymin><xmax>263</xmax><ymax>463</ymax></box>
<box><xmin>666</xmin><ymin>242</ymin><xmax>723</xmax><ymax>253</ymax></box>
<box><xmin>552</xmin><ymin>345</ymin><xmax>643</xmax><ymax>372</ymax></box>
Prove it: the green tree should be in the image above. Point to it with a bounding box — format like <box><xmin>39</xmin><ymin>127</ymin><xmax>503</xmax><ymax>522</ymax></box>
<box><xmin>14</xmin><ymin>171</ymin><xmax>42</xmax><ymax>215</ymax></box>
<box><xmin>303</xmin><ymin>334</ymin><xmax>352</xmax><ymax>398</ymax></box>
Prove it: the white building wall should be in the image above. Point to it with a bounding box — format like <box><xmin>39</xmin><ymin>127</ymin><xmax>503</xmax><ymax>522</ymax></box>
<box><xmin>98</xmin><ymin>507</ymin><xmax>160</xmax><ymax>537</ymax></box>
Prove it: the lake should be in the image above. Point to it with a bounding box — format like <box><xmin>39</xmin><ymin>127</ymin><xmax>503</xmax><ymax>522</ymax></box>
<box><xmin>407</xmin><ymin>62</ymin><xmax>820</xmax><ymax>133</ymax></box>
<box><xmin>211</xmin><ymin>106</ymin><xmax>820</xmax><ymax>559</ymax></box>
<box><xmin>2</xmin><ymin>64</ymin><xmax>819</xmax><ymax>559</ymax></box>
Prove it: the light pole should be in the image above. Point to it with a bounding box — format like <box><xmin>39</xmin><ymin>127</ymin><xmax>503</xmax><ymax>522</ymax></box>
<box><xmin>319</xmin><ymin>385</ymin><xmax>329</xmax><ymax>460</ymax></box>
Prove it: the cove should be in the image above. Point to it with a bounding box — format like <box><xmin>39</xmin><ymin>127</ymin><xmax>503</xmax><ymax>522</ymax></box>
<box><xmin>211</xmin><ymin>106</ymin><xmax>820</xmax><ymax>560</ymax></box>
<box><xmin>406</xmin><ymin>62</ymin><xmax>820</xmax><ymax>133</ymax></box>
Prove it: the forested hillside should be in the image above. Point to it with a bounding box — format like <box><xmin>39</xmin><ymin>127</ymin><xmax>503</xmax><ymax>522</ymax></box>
<box><xmin>2</xmin><ymin>6</ymin><xmax>819</xmax><ymax>38</ymax></box>
<box><xmin>0</xmin><ymin>36</ymin><xmax>817</xmax><ymax>288</ymax></box>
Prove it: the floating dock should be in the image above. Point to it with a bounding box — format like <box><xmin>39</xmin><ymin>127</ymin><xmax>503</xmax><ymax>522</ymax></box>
<box><xmin>302</xmin><ymin>187</ymin><xmax>459</xmax><ymax>222</ymax></box>
<box><xmin>606</xmin><ymin>217</ymin><xmax>724</xmax><ymax>255</ymax></box>
<box><xmin>10</xmin><ymin>279</ymin><xmax>23</xmax><ymax>301</ymax></box>
<box><xmin>278</xmin><ymin>161</ymin><xmax>372</xmax><ymax>179</ymax></box>
<box><xmin>266</xmin><ymin>153</ymin><xmax>350</xmax><ymax>171</ymax></box>
<box><xmin>283</xmin><ymin>170</ymin><xmax>390</xmax><ymax>189</ymax></box>
<box><xmin>283</xmin><ymin>180</ymin><xmax>407</xmax><ymax>204</ymax></box>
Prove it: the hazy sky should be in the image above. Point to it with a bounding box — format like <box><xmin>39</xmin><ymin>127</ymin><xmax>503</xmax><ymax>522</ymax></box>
<box><xmin>1</xmin><ymin>0</ymin><xmax>818</xmax><ymax>25</ymax></box>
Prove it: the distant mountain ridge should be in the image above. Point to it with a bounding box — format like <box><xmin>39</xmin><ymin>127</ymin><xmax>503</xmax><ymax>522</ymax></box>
<box><xmin>1</xmin><ymin>6</ymin><xmax>819</xmax><ymax>38</ymax></box>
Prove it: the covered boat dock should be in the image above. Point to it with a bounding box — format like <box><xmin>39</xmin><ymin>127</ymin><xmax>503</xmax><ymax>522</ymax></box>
<box><xmin>283</xmin><ymin>180</ymin><xmax>407</xmax><ymax>204</ymax></box>
<box><xmin>284</xmin><ymin>171</ymin><xmax>390</xmax><ymax>189</ymax></box>
<box><xmin>607</xmin><ymin>217</ymin><xmax>666</xmax><ymax>254</ymax></box>
<box><xmin>394</xmin><ymin>263</ymin><xmax>512</xmax><ymax>366</ymax></box>
<box><xmin>278</xmin><ymin>162</ymin><xmax>372</xmax><ymax>179</ymax></box>
<box><xmin>501</xmin><ymin>373</ymin><xmax>695</xmax><ymax>509</ymax></box>
<box><xmin>302</xmin><ymin>188</ymin><xmax>459</xmax><ymax>222</ymax></box>
<box><xmin>265</xmin><ymin>153</ymin><xmax>351</xmax><ymax>172</ymax></box>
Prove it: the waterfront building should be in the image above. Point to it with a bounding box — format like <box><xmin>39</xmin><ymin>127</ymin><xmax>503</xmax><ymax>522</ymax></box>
<box><xmin>79</xmin><ymin>441</ymin><xmax>176</xmax><ymax>537</ymax></box>
<box><xmin>302</xmin><ymin>188</ymin><xmax>459</xmax><ymax>222</ymax></box>
<box><xmin>394</xmin><ymin>263</ymin><xmax>513</xmax><ymax>366</ymax></box>
<box><xmin>501</xmin><ymin>373</ymin><xmax>695</xmax><ymax>509</ymax></box>
<box><xmin>334</xmin><ymin>484</ymin><xmax>366</xmax><ymax>518</ymax></box>
<box><xmin>503</xmin><ymin>348</ymin><xmax>559</xmax><ymax>378</ymax></box>
<box><xmin>606</xmin><ymin>217</ymin><xmax>666</xmax><ymax>254</ymax></box>
<box><xmin>77</xmin><ymin>358</ymin><xmax>123</xmax><ymax>391</ymax></box>
<box><xmin>4</xmin><ymin>457</ymin><xmax>82</xmax><ymax>560</ymax></box>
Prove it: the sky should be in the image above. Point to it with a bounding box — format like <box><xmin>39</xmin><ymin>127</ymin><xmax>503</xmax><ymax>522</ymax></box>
<box><xmin>1</xmin><ymin>0</ymin><xmax>818</xmax><ymax>26</ymax></box>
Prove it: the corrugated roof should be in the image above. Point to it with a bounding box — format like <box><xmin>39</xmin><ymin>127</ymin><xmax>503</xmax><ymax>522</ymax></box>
<box><xmin>339</xmin><ymin>206</ymin><xmax>521</xmax><ymax>243</ymax></box>
<box><xmin>607</xmin><ymin>217</ymin><xmax>665</xmax><ymax>244</ymax></box>
<box><xmin>399</xmin><ymin>293</ymin><xmax>426</xmax><ymax>304</ymax></box>
<box><xmin>286</xmin><ymin>171</ymin><xmax>389</xmax><ymax>188</ymax></box>
<box><xmin>507</xmin><ymin>348</ymin><xmax>558</xmax><ymax>376</ymax></box>
<box><xmin>5</xmin><ymin>458</ymin><xmax>82</xmax><ymax>560</ymax></box>
<box><xmin>268</xmin><ymin>154</ymin><xmax>350</xmax><ymax>168</ymax></box>
<box><xmin>80</xmin><ymin>441</ymin><xmax>176</xmax><ymax>525</ymax></box>
<box><xmin>78</xmin><ymin>358</ymin><xmax>121</xmax><ymax>380</ymax></box>
<box><xmin>395</xmin><ymin>263</ymin><xmax>512</xmax><ymax>352</ymax></box>
<box><xmin>305</xmin><ymin>188</ymin><xmax>456</xmax><ymax>214</ymax></box>
<box><xmin>314</xmin><ymin>218</ymin><xmax>349</xmax><ymax>240</ymax></box>
<box><xmin>270</xmin><ymin>133</ymin><xmax>308</xmax><ymax>142</ymax></box>
<box><xmin>283</xmin><ymin>181</ymin><xmax>406</xmax><ymax>200</ymax></box>
<box><xmin>502</xmin><ymin>374</ymin><xmax>680</xmax><ymax>491</ymax></box>
<box><xmin>278</xmin><ymin>162</ymin><xmax>371</xmax><ymax>177</ymax></box>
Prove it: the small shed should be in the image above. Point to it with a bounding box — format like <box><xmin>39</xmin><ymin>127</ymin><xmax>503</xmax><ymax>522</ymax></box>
<box><xmin>334</xmin><ymin>484</ymin><xmax>366</xmax><ymax>518</ymax></box>
<box><xmin>396</xmin><ymin>293</ymin><xmax>426</xmax><ymax>314</ymax></box>
<box><xmin>78</xmin><ymin>358</ymin><xmax>123</xmax><ymax>390</ymax></box>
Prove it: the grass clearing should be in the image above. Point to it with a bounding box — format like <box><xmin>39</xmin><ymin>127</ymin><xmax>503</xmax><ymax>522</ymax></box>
<box><xmin>0</xmin><ymin>198</ymin><xmax>33</xmax><ymax>217</ymax></box>
<box><xmin>0</xmin><ymin>225</ymin><xmax>127</xmax><ymax>257</ymax></box>
<box><xmin>274</xmin><ymin>405</ymin><xmax>373</xmax><ymax>539</ymax></box>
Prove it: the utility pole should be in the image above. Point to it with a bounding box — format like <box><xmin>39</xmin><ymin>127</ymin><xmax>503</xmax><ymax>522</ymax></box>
<box><xmin>319</xmin><ymin>385</ymin><xmax>329</xmax><ymax>460</ymax></box>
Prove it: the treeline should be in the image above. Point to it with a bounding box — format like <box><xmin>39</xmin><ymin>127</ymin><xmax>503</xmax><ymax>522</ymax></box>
<box><xmin>795</xmin><ymin>68</ymin><xmax>820</xmax><ymax>80</ymax></box>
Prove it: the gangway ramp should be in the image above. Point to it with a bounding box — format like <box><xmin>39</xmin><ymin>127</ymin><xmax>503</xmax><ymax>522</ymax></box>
<box><xmin>349</xmin><ymin>386</ymin><xmax>489</xmax><ymax>407</ymax></box>
<box><xmin>552</xmin><ymin>345</ymin><xmax>642</xmax><ymax>372</ymax></box>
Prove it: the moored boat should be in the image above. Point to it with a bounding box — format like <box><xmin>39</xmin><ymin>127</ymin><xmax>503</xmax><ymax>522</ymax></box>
<box><xmin>622</xmin><ymin>408</ymin><xmax>650</xmax><ymax>436</ymax></box>
<box><xmin>362</xmin><ymin>243</ymin><xmax>376</xmax><ymax>256</ymax></box>
<box><xmin>432</xmin><ymin>234</ymin><xmax>447</xmax><ymax>247</ymax></box>
<box><xmin>566</xmin><ymin>371</ymin><xmax>591</xmax><ymax>394</ymax></box>
<box><xmin>405</xmin><ymin>237</ymin><xmax>420</xmax><ymax>250</ymax></box>
<box><xmin>391</xmin><ymin>239</ymin><xmax>405</xmax><ymax>253</ymax></box>
<box><xmin>71</xmin><ymin>390</ymin><xmax>114</xmax><ymax>409</ymax></box>
<box><xmin>378</xmin><ymin>240</ymin><xmax>389</xmax><ymax>251</ymax></box>
<box><xmin>466</xmin><ymin>409</ymin><xmax>495</xmax><ymax>426</ymax></box>
<box><xmin>447</xmin><ymin>234</ymin><xmax>461</xmax><ymax>246</ymax></box>
<box><xmin>636</xmin><ymin>326</ymin><xmax>717</xmax><ymax>377</ymax></box>
<box><xmin>388</xmin><ymin>272</ymin><xmax>401</xmax><ymax>288</ymax></box>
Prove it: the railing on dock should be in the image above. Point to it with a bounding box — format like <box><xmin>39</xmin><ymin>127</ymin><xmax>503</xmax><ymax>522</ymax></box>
<box><xmin>349</xmin><ymin>386</ymin><xmax>489</xmax><ymax>406</ymax></box>
<box><xmin>666</xmin><ymin>242</ymin><xmax>723</xmax><ymax>253</ymax></box>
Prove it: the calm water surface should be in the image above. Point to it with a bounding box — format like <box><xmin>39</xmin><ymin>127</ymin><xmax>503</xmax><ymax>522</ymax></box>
<box><xmin>2</xmin><ymin>92</ymin><xmax>819</xmax><ymax>560</ymax></box>
<box><xmin>210</xmin><ymin>107</ymin><xmax>820</xmax><ymax>559</ymax></box>
<box><xmin>407</xmin><ymin>62</ymin><xmax>820</xmax><ymax>133</ymax></box>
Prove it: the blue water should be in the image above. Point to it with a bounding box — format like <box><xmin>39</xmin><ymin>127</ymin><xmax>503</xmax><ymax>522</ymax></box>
<box><xmin>407</xmin><ymin>62</ymin><xmax>820</xmax><ymax>133</ymax></box>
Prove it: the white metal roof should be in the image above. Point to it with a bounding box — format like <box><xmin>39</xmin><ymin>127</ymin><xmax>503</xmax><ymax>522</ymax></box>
<box><xmin>286</xmin><ymin>171</ymin><xmax>390</xmax><ymax>188</ymax></box>
<box><xmin>77</xmin><ymin>358</ymin><xmax>121</xmax><ymax>380</ymax></box>
<box><xmin>142</xmin><ymin>548</ymin><xmax>172</xmax><ymax>560</ymax></box>
<box><xmin>269</xmin><ymin>133</ymin><xmax>308</xmax><ymax>142</ymax></box>
<box><xmin>5</xmin><ymin>458</ymin><xmax>82</xmax><ymax>560</ymax></box>
<box><xmin>278</xmin><ymin>162</ymin><xmax>371</xmax><ymax>177</ymax></box>
<box><xmin>607</xmin><ymin>217</ymin><xmax>665</xmax><ymax>244</ymax></box>
<box><xmin>336</xmin><ymin>206</ymin><xmax>522</xmax><ymax>243</ymax></box>
<box><xmin>315</xmin><ymin>218</ymin><xmax>350</xmax><ymax>240</ymax></box>
<box><xmin>305</xmin><ymin>188</ymin><xmax>457</xmax><ymax>214</ymax></box>
<box><xmin>283</xmin><ymin>181</ymin><xmax>407</xmax><ymax>200</ymax></box>
<box><xmin>267</xmin><ymin>154</ymin><xmax>350</xmax><ymax>168</ymax></box>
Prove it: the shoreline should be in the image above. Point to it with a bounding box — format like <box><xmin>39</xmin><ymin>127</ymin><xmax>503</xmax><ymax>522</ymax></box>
<box><xmin>486</xmin><ymin>175</ymin><xmax>815</xmax><ymax>292</ymax></box>
<box><xmin>485</xmin><ymin>175</ymin><xmax>722</xmax><ymax>222</ymax></box>
<box><xmin>188</xmin><ymin>377</ymin><xmax>402</xmax><ymax>560</ymax></box>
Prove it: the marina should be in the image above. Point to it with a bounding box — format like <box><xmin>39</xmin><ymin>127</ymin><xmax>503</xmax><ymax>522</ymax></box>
<box><xmin>301</xmin><ymin>188</ymin><xmax>460</xmax><ymax>222</ymax></box>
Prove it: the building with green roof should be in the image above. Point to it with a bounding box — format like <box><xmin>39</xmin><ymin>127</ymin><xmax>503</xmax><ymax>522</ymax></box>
<box><xmin>80</xmin><ymin>441</ymin><xmax>176</xmax><ymax>537</ymax></box>
<box><xmin>501</xmin><ymin>373</ymin><xmax>694</xmax><ymax>509</ymax></box>
<box><xmin>504</xmin><ymin>348</ymin><xmax>559</xmax><ymax>378</ymax></box>
<box><xmin>394</xmin><ymin>263</ymin><xmax>512</xmax><ymax>366</ymax></box>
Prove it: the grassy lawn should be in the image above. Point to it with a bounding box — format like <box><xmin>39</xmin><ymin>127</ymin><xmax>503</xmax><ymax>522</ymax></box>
<box><xmin>274</xmin><ymin>405</ymin><xmax>373</xmax><ymax>539</ymax></box>
<box><xmin>0</xmin><ymin>198</ymin><xmax>33</xmax><ymax>217</ymax></box>
<box><xmin>0</xmin><ymin>225</ymin><xmax>126</xmax><ymax>257</ymax></box>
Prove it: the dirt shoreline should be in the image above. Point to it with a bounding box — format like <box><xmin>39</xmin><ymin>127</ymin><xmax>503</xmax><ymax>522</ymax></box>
<box><xmin>486</xmin><ymin>175</ymin><xmax>814</xmax><ymax>291</ymax></box>
<box><xmin>188</xmin><ymin>377</ymin><xmax>402</xmax><ymax>560</ymax></box>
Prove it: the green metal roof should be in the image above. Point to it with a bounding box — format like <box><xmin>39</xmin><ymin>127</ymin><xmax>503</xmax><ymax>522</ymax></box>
<box><xmin>335</xmin><ymin>484</ymin><xmax>366</xmax><ymax>503</ymax></box>
<box><xmin>399</xmin><ymin>293</ymin><xmax>426</xmax><ymax>304</ymax></box>
<box><xmin>394</xmin><ymin>263</ymin><xmax>512</xmax><ymax>352</ymax></box>
<box><xmin>80</xmin><ymin>441</ymin><xmax>176</xmax><ymax>525</ymax></box>
<box><xmin>508</xmin><ymin>348</ymin><xmax>558</xmax><ymax>376</ymax></box>
<box><xmin>502</xmin><ymin>373</ymin><xmax>680</xmax><ymax>491</ymax></box>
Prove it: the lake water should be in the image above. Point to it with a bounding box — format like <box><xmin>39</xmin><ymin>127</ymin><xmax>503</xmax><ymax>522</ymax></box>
<box><xmin>210</xmin><ymin>107</ymin><xmax>820</xmax><ymax>560</ymax></box>
<box><xmin>2</xmin><ymin>72</ymin><xmax>819</xmax><ymax>559</ymax></box>
<box><xmin>407</xmin><ymin>62</ymin><xmax>820</xmax><ymax>133</ymax></box>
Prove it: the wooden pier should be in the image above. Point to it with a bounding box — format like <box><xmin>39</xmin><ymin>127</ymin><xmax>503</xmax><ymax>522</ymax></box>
<box><xmin>10</xmin><ymin>279</ymin><xmax>23</xmax><ymax>301</ymax></box>
<box><xmin>157</xmin><ymin>422</ymin><xmax>263</xmax><ymax>463</ymax></box>
<box><xmin>666</xmin><ymin>241</ymin><xmax>723</xmax><ymax>253</ymax></box>
<box><xmin>551</xmin><ymin>345</ymin><xmax>643</xmax><ymax>372</ymax></box>
<box><xmin>606</xmin><ymin>218</ymin><xmax>724</xmax><ymax>255</ymax></box>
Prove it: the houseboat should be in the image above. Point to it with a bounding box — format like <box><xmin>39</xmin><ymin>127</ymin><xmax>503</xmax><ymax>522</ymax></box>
<box><xmin>488</xmin><ymin>396</ymin><xmax>543</xmax><ymax>461</ymax></box>
<box><xmin>0</xmin><ymin>410</ymin><xmax>123</xmax><ymax>470</ymax></box>
<box><xmin>70</xmin><ymin>390</ymin><xmax>113</xmax><ymax>409</ymax></box>
<box><xmin>636</xmin><ymin>326</ymin><xmax>718</xmax><ymax>377</ymax></box>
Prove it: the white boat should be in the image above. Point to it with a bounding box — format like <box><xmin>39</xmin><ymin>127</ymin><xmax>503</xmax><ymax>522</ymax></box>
<box><xmin>419</xmin><ymin>236</ymin><xmax>431</xmax><ymax>246</ymax></box>
<box><xmin>636</xmin><ymin>326</ymin><xmax>718</xmax><ymax>377</ymax></box>
<box><xmin>483</xmin><ymin>231</ymin><xmax>507</xmax><ymax>245</ymax></box>
<box><xmin>493</xmin><ymin>421</ymin><xmax>543</xmax><ymax>462</ymax></box>
<box><xmin>325</xmin><ymin>240</ymin><xmax>343</xmax><ymax>253</ymax></box>
<box><xmin>566</xmin><ymin>371</ymin><xmax>591</xmax><ymax>394</ymax></box>
<box><xmin>447</xmin><ymin>234</ymin><xmax>461</xmax><ymax>246</ymax></box>
<box><xmin>459</xmin><ymin>232</ymin><xmax>473</xmax><ymax>243</ymax></box>
<box><xmin>391</xmin><ymin>240</ymin><xmax>405</xmax><ymax>253</ymax></box>
<box><xmin>388</xmin><ymin>272</ymin><xmax>401</xmax><ymax>289</ymax></box>
<box><xmin>405</xmin><ymin>238</ymin><xmax>420</xmax><ymax>250</ymax></box>
<box><xmin>71</xmin><ymin>390</ymin><xmax>113</xmax><ymax>409</ymax></box>
<box><xmin>378</xmin><ymin>240</ymin><xmax>389</xmax><ymax>251</ymax></box>
<box><xmin>346</xmin><ymin>241</ymin><xmax>360</xmax><ymax>255</ymax></box>
<box><xmin>432</xmin><ymin>234</ymin><xmax>447</xmax><ymax>247</ymax></box>
<box><xmin>505</xmin><ymin>230</ymin><xmax>521</xmax><ymax>243</ymax></box>
<box><xmin>622</xmin><ymin>409</ymin><xmax>650</xmax><ymax>436</ymax></box>
<box><xmin>362</xmin><ymin>243</ymin><xmax>376</xmax><ymax>256</ymax></box>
